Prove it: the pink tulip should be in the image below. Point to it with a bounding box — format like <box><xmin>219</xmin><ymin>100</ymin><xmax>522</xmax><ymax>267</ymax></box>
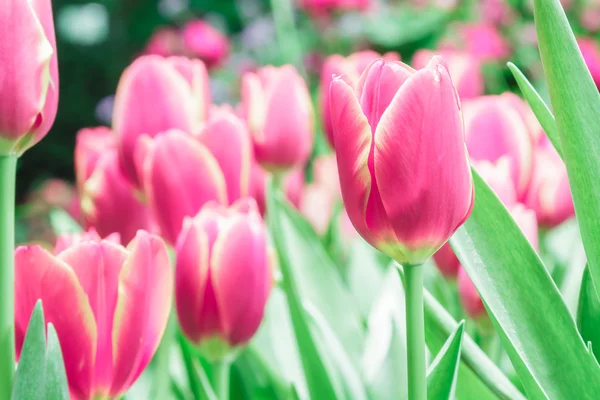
<box><xmin>175</xmin><ymin>198</ymin><xmax>272</xmax><ymax>358</ymax></box>
<box><xmin>54</xmin><ymin>229</ymin><xmax>120</xmax><ymax>255</ymax></box>
<box><xmin>251</xmin><ymin>164</ymin><xmax>304</xmax><ymax>215</ymax></box>
<box><xmin>142</xmin><ymin>130</ymin><xmax>227</xmax><ymax>244</ymax></box>
<box><xmin>182</xmin><ymin>20</ymin><xmax>230</xmax><ymax>68</ymax></box>
<box><xmin>412</xmin><ymin>50</ymin><xmax>483</xmax><ymax>100</ymax></box>
<box><xmin>524</xmin><ymin>143</ymin><xmax>574</xmax><ymax>227</ymax></box>
<box><xmin>0</xmin><ymin>0</ymin><xmax>58</xmax><ymax>155</ymax></box>
<box><xmin>581</xmin><ymin>6</ymin><xmax>600</xmax><ymax>32</ymax></box>
<box><xmin>320</xmin><ymin>51</ymin><xmax>400</xmax><ymax>147</ymax></box>
<box><xmin>145</xmin><ymin>28</ymin><xmax>185</xmax><ymax>57</ymax></box>
<box><xmin>74</xmin><ymin>126</ymin><xmax>115</xmax><ymax>192</ymax></box>
<box><xmin>434</xmin><ymin>158</ymin><xmax>516</xmax><ymax>278</ymax></box>
<box><xmin>578</xmin><ymin>38</ymin><xmax>600</xmax><ymax>87</ymax></box>
<box><xmin>330</xmin><ymin>56</ymin><xmax>474</xmax><ymax>264</ymax></box>
<box><xmin>196</xmin><ymin>109</ymin><xmax>253</xmax><ymax>203</ymax></box>
<box><xmin>448</xmin><ymin>22</ymin><xmax>511</xmax><ymax>62</ymax></box>
<box><xmin>463</xmin><ymin>94</ymin><xmax>534</xmax><ymax>199</ymax></box>
<box><xmin>241</xmin><ymin>65</ymin><xmax>314</xmax><ymax>171</ymax></box>
<box><xmin>15</xmin><ymin>231</ymin><xmax>172</xmax><ymax>399</ymax></box>
<box><xmin>298</xmin><ymin>0</ymin><xmax>371</xmax><ymax>14</ymax></box>
<box><xmin>80</xmin><ymin>150</ymin><xmax>152</xmax><ymax>244</ymax></box>
<box><xmin>113</xmin><ymin>55</ymin><xmax>210</xmax><ymax>185</ymax></box>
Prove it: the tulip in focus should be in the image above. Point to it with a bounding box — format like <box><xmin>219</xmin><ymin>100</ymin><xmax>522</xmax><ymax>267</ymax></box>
<box><xmin>0</xmin><ymin>0</ymin><xmax>59</xmax><ymax>155</ymax></box>
<box><xmin>412</xmin><ymin>50</ymin><xmax>483</xmax><ymax>100</ymax></box>
<box><xmin>241</xmin><ymin>65</ymin><xmax>314</xmax><ymax>171</ymax></box>
<box><xmin>141</xmin><ymin>130</ymin><xmax>227</xmax><ymax>244</ymax></box>
<box><xmin>330</xmin><ymin>56</ymin><xmax>474</xmax><ymax>265</ymax></box>
<box><xmin>176</xmin><ymin>198</ymin><xmax>272</xmax><ymax>359</ymax></box>
<box><xmin>524</xmin><ymin>141</ymin><xmax>574</xmax><ymax>227</ymax></box>
<box><xmin>113</xmin><ymin>55</ymin><xmax>210</xmax><ymax>185</ymax></box>
<box><xmin>15</xmin><ymin>231</ymin><xmax>172</xmax><ymax>399</ymax></box>
<box><xmin>182</xmin><ymin>20</ymin><xmax>230</xmax><ymax>68</ymax></box>
<box><xmin>463</xmin><ymin>94</ymin><xmax>534</xmax><ymax>199</ymax></box>
<box><xmin>320</xmin><ymin>51</ymin><xmax>400</xmax><ymax>147</ymax></box>
<box><xmin>458</xmin><ymin>204</ymin><xmax>538</xmax><ymax>318</ymax></box>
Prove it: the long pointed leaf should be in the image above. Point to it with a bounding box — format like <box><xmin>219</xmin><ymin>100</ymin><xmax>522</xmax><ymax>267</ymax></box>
<box><xmin>507</xmin><ymin>62</ymin><xmax>562</xmax><ymax>157</ymax></box>
<box><xmin>427</xmin><ymin>321</ymin><xmax>464</xmax><ymax>400</ymax></box>
<box><xmin>450</xmin><ymin>170</ymin><xmax>600</xmax><ymax>399</ymax></box>
<box><xmin>534</xmin><ymin>0</ymin><xmax>600</xmax><ymax>302</ymax></box>
<box><xmin>577</xmin><ymin>266</ymin><xmax>600</xmax><ymax>362</ymax></box>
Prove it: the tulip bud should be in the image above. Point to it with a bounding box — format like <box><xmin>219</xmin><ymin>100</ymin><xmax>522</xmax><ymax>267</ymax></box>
<box><xmin>54</xmin><ymin>228</ymin><xmax>120</xmax><ymax>254</ymax></box>
<box><xmin>74</xmin><ymin>126</ymin><xmax>115</xmax><ymax>192</ymax></box>
<box><xmin>241</xmin><ymin>65</ymin><xmax>314</xmax><ymax>171</ymax></box>
<box><xmin>330</xmin><ymin>56</ymin><xmax>473</xmax><ymax>265</ymax></box>
<box><xmin>0</xmin><ymin>0</ymin><xmax>58</xmax><ymax>155</ymax></box>
<box><xmin>182</xmin><ymin>20</ymin><xmax>230</xmax><ymax>68</ymax></box>
<box><xmin>524</xmin><ymin>143</ymin><xmax>574</xmax><ymax>227</ymax></box>
<box><xmin>142</xmin><ymin>130</ymin><xmax>227</xmax><ymax>244</ymax></box>
<box><xmin>412</xmin><ymin>50</ymin><xmax>483</xmax><ymax>100</ymax></box>
<box><xmin>320</xmin><ymin>51</ymin><xmax>400</xmax><ymax>147</ymax></box>
<box><xmin>113</xmin><ymin>55</ymin><xmax>210</xmax><ymax>185</ymax></box>
<box><xmin>15</xmin><ymin>231</ymin><xmax>172</xmax><ymax>399</ymax></box>
<box><xmin>145</xmin><ymin>28</ymin><xmax>185</xmax><ymax>57</ymax></box>
<box><xmin>463</xmin><ymin>94</ymin><xmax>534</xmax><ymax>199</ymax></box>
<box><xmin>80</xmin><ymin>150</ymin><xmax>152</xmax><ymax>244</ymax></box>
<box><xmin>175</xmin><ymin>198</ymin><xmax>272</xmax><ymax>359</ymax></box>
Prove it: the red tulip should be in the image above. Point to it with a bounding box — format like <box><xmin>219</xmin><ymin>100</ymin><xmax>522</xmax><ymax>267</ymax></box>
<box><xmin>182</xmin><ymin>20</ymin><xmax>230</xmax><ymax>68</ymax></box>
<box><xmin>412</xmin><ymin>50</ymin><xmax>483</xmax><ymax>100</ymax></box>
<box><xmin>175</xmin><ymin>198</ymin><xmax>272</xmax><ymax>359</ymax></box>
<box><xmin>320</xmin><ymin>51</ymin><xmax>400</xmax><ymax>147</ymax></box>
<box><xmin>113</xmin><ymin>55</ymin><xmax>210</xmax><ymax>185</ymax></box>
<box><xmin>15</xmin><ymin>231</ymin><xmax>172</xmax><ymax>399</ymax></box>
<box><xmin>241</xmin><ymin>65</ymin><xmax>313</xmax><ymax>171</ymax></box>
<box><xmin>463</xmin><ymin>94</ymin><xmax>534</xmax><ymax>199</ymax></box>
<box><xmin>141</xmin><ymin>130</ymin><xmax>227</xmax><ymax>244</ymax></box>
<box><xmin>0</xmin><ymin>0</ymin><xmax>58</xmax><ymax>155</ymax></box>
<box><xmin>330</xmin><ymin>56</ymin><xmax>473</xmax><ymax>264</ymax></box>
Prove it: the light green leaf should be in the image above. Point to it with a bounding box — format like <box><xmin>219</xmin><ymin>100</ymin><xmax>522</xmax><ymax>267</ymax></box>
<box><xmin>534</xmin><ymin>0</ymin><xmax>600</xmax><ymax>302</ymax></box>
<box><xmin>266</xmin><ymin>183</ymin><xmax>343</xmax><ymax>400</ymax></box>
<box><xmin>365</xmin><ymin>8</ymin><xmax>448</xmax><ymax>47</ymax></box>
<box><xmin>48</xmin><ymin>208</ymin><xmax>82</xmax><ymax>236</ymax></box>
<box><xmin>427</xmin><ymin>321</ymin><xmax>464</xmax><ymax>400</ymax></box>
<box><xmin>450</xmin><ymin>171</ymin><xmax>600</xmax><ymax>399</ymax></box>
<box><xmin>12</xmin><ymin>301</ymin><xmax>69</xmax><ymax>400</ymax></box>
<box><xmin>507</xmin><ymin>62</ymin><xmax>562</xmax><ymax>157</ymax></box>
<box><xmin>577</xmin><ymin>266</ymin><xmax>600</xmax><ymax>362</ymax></box>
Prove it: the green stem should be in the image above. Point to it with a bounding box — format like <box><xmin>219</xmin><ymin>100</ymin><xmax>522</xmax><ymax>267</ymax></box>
<box><xmin>178</xmin><ymin>333</ymin><xmax>201</xmax><ymax>400</ymax></box>
<box><xmin>404</xmin><ymin>263</ymin><xmax>427</xmax><ymax>400</ymax></box>
<box><xmin>151</xmin><ymin>313</ymin><xmax>175</xmax><ymax>399</ymax></box>
<box><xmin>269</xmin><ymin>0</ymin><xmax>305</xmax><ymax>75</ymax></box>
<box><xmin>211</xmin><ymin>359</ymin><xmax>231</xmax><ymax>400</ymax></box>
<box><xmin>0</xmin><ymin>156</ymin><xmax>16</xmax><ymax>398</ymax></box>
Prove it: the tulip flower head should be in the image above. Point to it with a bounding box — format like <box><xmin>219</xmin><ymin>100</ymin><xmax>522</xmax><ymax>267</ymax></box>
<box><xmin>182</xmin><ymin>20</ymin><xmax>230</xmax><ymax>68</ymax></box>
<box><xmin>330</xmin><ymin>56</ymin><xmax>474</xmax><ymax>265</ymax></box>
<box><xmin>113</xmin><ymin>55</ymin><xmax>210</xmax><ymax>185</ymax></box>
<box><xmin>0</xmin><ymin>0</ymin><xmax>59</xmax><ymax>155</ymax></box>
<box><xmin>74</xmin><ymin>126</ymin><xmax>116</xmax><ymax>192</ymax></box>
<box><xmin>15</xmin><ymin>231</ymin><xmax>173</xmax><ymax>399</ymax></box>
<box><xmin>241</xmin><ymin>65</ymin><xmax>314</xmax><ymax>172</ymax></box>
<box><xmin>176</xmin><ymin>198</ymin><xmax>272</xmax><ymax>360</ymax></box>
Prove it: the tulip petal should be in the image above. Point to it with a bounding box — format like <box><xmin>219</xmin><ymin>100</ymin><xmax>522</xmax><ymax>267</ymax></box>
<box><xmin>241</xmin><ymin>73</ymin><xmax>267</xmax><ymax>138</ymax></box>
<box><xmin>211</xmin><ymin>213</ymin><xmax>271</xmax><ymax>345</ymax></box>
<box><xmin>15</xmin><ymin>245</ymin><xmax>97</xmax><ymax>399</ymax></box>
<box><xmin>58</xmin><ymin>241</ymin><xmax>128</xmax><ymax>394</ymax></box>
<box><xmin>146</xmin><ymin>130</ymin><xmax>228</xmax><ymax>244</ymax></box>
<box><xmin>74</xmin><ymin>127</ymin><xmax>115</xmax><ymax>192</ymax></box>
<box><xmin>198</xmin><ymin>112</ymin><xmax>253</xmax><ymax>202</ymax></box>
<box><xmin>0</xmin><ymin>0</ymin><xmax>54</xmax><ymax>153</ymax></box>
<box><xmin>166</xmin><ymin>57</ymin><xmax>211</xmax><ymax>123</ymax></box>
<box><xmin>374</xmin><ymin>57</ymin><xmax>473</xmax><ymax>261</ymax></box>
<box><xmin>110</xmin><ymin>231</ymin><xmax>172</xmax><ymax>396</ymax></box>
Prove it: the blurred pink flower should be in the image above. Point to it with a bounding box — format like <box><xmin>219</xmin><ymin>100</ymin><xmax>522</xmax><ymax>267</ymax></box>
<box><xmin>298</xmin><ymin>0</ymin><xmax>371</xmax><ymax>15</ymax></box>
<box><xmin>578</xmin><ymin>37</ymin><xmax>600</xmax><ymax>87</ymax></box>
<box><xmin>445</xmin><ymin>22</ymin><xmax>511</xmax><ymax>62</ymax></box>
<box><xmin>144</xmin><ymin>28</ymin><xmax>185</xmax><ymax>57</ymax></box>
<box><xmin>181</xmin><ymin>20</ymin><xmax>230</xmax><ymax>68</ymax></box>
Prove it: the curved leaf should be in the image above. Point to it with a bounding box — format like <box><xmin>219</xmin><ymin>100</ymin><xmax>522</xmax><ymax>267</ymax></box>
<box><xmin>577</xmin><ymin>266</ymin><xmax>600</xmax><ymax>362</ymax></box>
<box><xmin>450</xmin><ymin>170</ymin><xmax>600</xmax><ymax>399</ymax></box>
<box><xmin>427</xmin><ymin>321</ymin><xmax>464</xmax><ymax>400</ymax></box>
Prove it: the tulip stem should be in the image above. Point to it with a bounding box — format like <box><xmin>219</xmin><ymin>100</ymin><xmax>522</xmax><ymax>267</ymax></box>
<box><xmin>404</xmin><ymin>263</ymin><xmax>427</xmax><ymax>400</ymax></box>
<box><xmin>211</xmin><ymin>359</ymin><xmax>231</xmax><ymax>400</ymax></box>
<box><xmin>0</xmin><ymin>155</ymin><xmax>16</xmax><ymax>397</ymax></box>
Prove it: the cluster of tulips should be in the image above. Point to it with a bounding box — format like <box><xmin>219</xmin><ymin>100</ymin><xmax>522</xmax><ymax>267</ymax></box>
<box><xmin>0</xmin><ymin>0</ymin><xmax>588</xmax><ymax>399</ymax></box>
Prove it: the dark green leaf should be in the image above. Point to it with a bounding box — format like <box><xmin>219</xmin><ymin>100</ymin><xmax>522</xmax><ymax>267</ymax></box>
<box><xmin>535</xmin><ymin>0</ymin><xmax>600</xmax><ymax>303</ymax></box>
<box><xmin>427</xmin><ymin>321</ymin><xmax>464</xmax><ymax>400</ymax></box>
<box><xmin>450</xmin><ymin>170</ymin><xmax>600</xmax><ymax>399</ymax></box>
<box><xmin>577</xmin><ymin>266</ymin><xmax>600</xmax><ymax>362</ymax></box>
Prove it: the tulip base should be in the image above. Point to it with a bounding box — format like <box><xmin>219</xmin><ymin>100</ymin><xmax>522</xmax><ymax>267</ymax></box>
<box><xmin>0</xmin><ymin>155</ymin><xmax>16</xmax><ymax>398</ymax></box>
<box><xmin>404</xmin><ymin>263</ymin><xmax>427</xmax><ymax>400</ymax></box>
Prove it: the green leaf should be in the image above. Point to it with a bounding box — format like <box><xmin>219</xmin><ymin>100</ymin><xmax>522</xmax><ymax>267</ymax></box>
<box><xmin>450</xmin><ymin>171</ymin><xmax>600</xmax><ymax>399</ymax></box>
<box><xmin>12</xmin><ymin>301</ymin><xmax>69</xmax><ymax>400</ymax></box>
<box><xmin>194</xmin><ymin>358</ymin><xmax>218</xmax><ymax>400</ymax></box>
<box><xmin>365</xmin><ymin>8</ymin><xmax>448</xmax><ymax>47</ymax></box>
<box><xmin>577</xmin><ymin>266</ymin><xmax>600</xmax><ymax>362</ymax></box>
<box><xmin>534</xmin><ymin>0</ymin><xmax>600</xmax><ymax>303</ymax></box>
<box><xmin>266</xmin><ymin>182</ymin><xmax>344</xmax><ymax>400</ymax></box>
<box><xmin>506</xmin><ymin>62</ymin><xmax>562</xmax><ymax>157</ymax></box>
<box><xmin>427</xmin><ymin>321</ymin><xmax>464</xmax><ymax>400</ymax></box>
<box><xmin>48</xmin><ymin>208</ymin><xmax>82</xmax><ymax>236</ymax></box>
